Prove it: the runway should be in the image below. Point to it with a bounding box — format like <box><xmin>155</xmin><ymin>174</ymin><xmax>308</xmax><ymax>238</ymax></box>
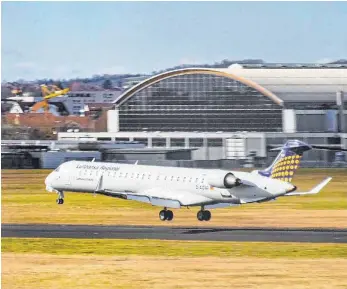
<box><xmin>2</xmin><ymin>224</ymin><xmax>347</xmax><ymax>243</ymax></box>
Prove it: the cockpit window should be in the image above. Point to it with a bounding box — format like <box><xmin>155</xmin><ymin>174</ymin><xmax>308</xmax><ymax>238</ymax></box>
<box><xmin>54</xmin><ymin>166</ymin><xmax>61</xmax><ymax>172</ymax></box>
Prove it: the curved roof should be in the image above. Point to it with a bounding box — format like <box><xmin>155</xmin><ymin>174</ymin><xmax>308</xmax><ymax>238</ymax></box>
<box><xmin>114</xmin><ymin>68</ymin><xmax>284</xmax><ymax>107</ymax></box>
<box><xmin>115</xmin><ymin>66</ymin><xmax>347</xmax><ymax>106</ymax></box>
<box><xmin>224</xmin><ymin>65</ymin><xmax>347</xmax><ymax>102</ymax></box>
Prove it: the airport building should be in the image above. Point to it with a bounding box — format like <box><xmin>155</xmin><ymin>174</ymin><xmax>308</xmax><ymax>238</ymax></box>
<box><xmin>64</xmin><ymin>88</ymin><xmax>122</xmax><ymax>115</ymax></box>
<box><xmin>58</xmin><ymin>63</ymin><xmax>347</xmax><ymax>166</ymax></box>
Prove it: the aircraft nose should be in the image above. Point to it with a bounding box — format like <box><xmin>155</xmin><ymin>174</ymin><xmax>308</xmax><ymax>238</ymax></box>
<box><xmin>45</xmin><ymin>172</ymin><xmax>54</xmax><ymax>188</ymax></box>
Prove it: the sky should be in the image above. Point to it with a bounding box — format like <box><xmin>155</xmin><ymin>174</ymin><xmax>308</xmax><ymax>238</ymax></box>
<box><xmin>1</xmin><ymin>1</ymin><xmax>347</xmax><ymax>81</ymax></box>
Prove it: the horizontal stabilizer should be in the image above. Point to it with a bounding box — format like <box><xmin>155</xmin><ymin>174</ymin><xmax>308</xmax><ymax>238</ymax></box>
<box><xmin>285</xmin><ymin>177</ymin><xmax>332</xmax><ymax>196</ymax></box>
<box><xmin>311</xmin><ymin>145</ymin><xmax>347</xmax><ymax>151</ymax></box>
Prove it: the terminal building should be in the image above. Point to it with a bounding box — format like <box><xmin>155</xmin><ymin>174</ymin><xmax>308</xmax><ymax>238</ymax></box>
<box><xmin>58</xmin><ymin>63</ymin><xmax>347</xmax><ymax>166</ymax></box>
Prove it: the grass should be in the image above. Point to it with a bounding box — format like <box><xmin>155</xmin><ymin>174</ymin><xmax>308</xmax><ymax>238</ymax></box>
<box><xmin>3</xmin><ymin>253</ymin><xmax>347</xmax><ymax>289</ymax></box>
<box><xmin>2</xmin><ymin>236</ymin><xmax>347</xmax><ymax>288</ymax></box>
<box><xmin>2</xmin><ymin>237</ymin><xmax>347</xmax><ymax>258</ymax></box>
<box><xmin>2</xmin><ymin>169</ymin><xmax>347</xmax><ymax>227</ymax></box>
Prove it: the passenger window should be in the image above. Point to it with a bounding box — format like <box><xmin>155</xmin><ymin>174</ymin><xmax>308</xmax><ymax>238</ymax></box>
<box><xmin>171</xmin><ymin>176</ymin><xmax>174</xmax><ymax>181</ymax></box>
<box><xmin>183</xmin><ymin>177</ymin><xmax>186</xmax><ymax>182</ymax></box>
<box><xmin>125</xmin><ymin>173</ymin><xmax>128</xmax><ymax>178</ymax></box>
<box><xmin>195</xmin><ymin>178</ymin><xmax>199</xmax><ymax>183</ymax></box>
<box><xmin>177</xmin><ymin>177</ymin><xmax>180</xmax><ymax>181</ymax></box>
<box><xmin>164</xmin><ymin>176</ymin><xmax>167</xmax><ymax>180</ymax></box>
<box><xmin>156</xmin><ymin>176</ymin><xmax>160</xmax><ymax>180</ymax></box>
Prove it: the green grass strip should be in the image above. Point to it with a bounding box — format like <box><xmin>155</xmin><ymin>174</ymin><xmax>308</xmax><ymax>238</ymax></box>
<box><xmin>2</xmin><ymin>238</ymin><xmax>347</xmax><ymax>258</ymax></box>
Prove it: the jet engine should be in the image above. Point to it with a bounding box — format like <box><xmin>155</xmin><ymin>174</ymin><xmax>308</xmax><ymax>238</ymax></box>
<box><xmin>207</xmin><ymin>172</ymin><xmax>242</xmax><ymax>189</ymax></box>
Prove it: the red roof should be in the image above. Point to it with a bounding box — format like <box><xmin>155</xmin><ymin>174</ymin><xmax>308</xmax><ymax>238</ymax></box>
<box><xmin>5</xmin><ymin>113</ymin><xmax>94</xmax><ymax>130</ymax></box>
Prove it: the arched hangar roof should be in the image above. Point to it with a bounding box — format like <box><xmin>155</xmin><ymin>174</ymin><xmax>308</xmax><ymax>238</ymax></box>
<box><xmin>114</xmin><ymin>66</ymin><xmax>347</xmax><ymax>106</ymax></box>
<box><xmin>114</xmin><ymin>68</ymin><xmax>284</xmax><ymax>107</ymax></box>
<box><xmin>224</xmin><ymin>65</ymin><xmax>347</xmax><ymax>102</ymax></box>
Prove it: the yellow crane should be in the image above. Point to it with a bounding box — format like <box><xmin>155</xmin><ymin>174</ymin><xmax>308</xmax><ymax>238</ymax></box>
<box><xmin>31</xmin><ymin>84</ymin><xmax>70</xmax><ymax>113</ymax></box>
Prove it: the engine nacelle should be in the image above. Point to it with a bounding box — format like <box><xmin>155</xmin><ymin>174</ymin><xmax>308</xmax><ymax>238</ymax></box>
<box><xmin>207</xmin><ymin>172</ymin><xmax>242</xmax><ymax>189</ymax></box>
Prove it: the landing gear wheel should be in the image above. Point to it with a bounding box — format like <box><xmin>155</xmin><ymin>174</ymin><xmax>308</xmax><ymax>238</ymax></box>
<box><xmin>197</xmin><ymin>210</ymin><xmax>211</xmax><ymax>221</ymax></box>
<box><xmin>166</xmin><ymin>210</ymin><xmax>174</xmax><ymax>221</ymax></box>
<box><xmin>203</xmin><ymin>210</ymin><xmax>211</xmax><ymax>221</ymax></box>
<box><xmin>56</xmin><ymin>191</ymin><xmax>64</xmax><ymax>205</ymax></box>
<box><xmin>197</xmin><ymin>210</ymin><xmax>205</xmax><ymax>221</ymax></box>
<box><xmin>56</xmin><ymin>198</ymin><xmax>64</xmax><ymax>205</ymax></box>
<box><xmin>159</xmin><ymin>210</ymin><xmax>167</xmax><ymax>221</ymax></box>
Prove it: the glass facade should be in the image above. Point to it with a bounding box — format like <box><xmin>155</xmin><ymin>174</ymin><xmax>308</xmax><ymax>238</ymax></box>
<box><xmin>118</xmin><ymin>73</ymin><xmax>282</xmax><ymax>132</ymax></box>
<box><xmin>170</xmin><ymin>138</ymin><xmax>185</xmax><ymax>147</ymax></box>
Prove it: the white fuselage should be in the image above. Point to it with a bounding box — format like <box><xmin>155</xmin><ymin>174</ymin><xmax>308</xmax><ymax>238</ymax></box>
<box><xmin>45</xmin><ymin>161</ymin><xmax>295</xmax><ymax>207</ymax></box>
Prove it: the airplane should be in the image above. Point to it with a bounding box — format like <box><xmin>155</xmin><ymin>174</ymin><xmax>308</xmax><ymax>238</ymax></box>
<box><xmin>45</xmin><ymin>140</ymin><xmax>343</xmax><ymax>221</ymax></box>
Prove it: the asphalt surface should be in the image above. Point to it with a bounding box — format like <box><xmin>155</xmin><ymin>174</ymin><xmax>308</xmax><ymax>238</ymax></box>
<box><xmin>2</xmin><ymin>224</ymin><xmax>347</xmax><ymax>243</ymax></box>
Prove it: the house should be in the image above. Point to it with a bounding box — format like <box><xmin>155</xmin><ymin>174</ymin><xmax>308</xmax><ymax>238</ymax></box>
<box><xmin>1</xmin><ymin>99</ymin><xmax>69</xmax><ymax>116</ymax></box>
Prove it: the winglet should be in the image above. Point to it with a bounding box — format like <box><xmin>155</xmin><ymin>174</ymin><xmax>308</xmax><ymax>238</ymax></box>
<box><xmin>134</xmin><ymin>160</ymin><xmax>138</xmax><ymax>165</ymax></box>
<box><xmin>91</xmin><ymin>158</ymin><xmax>95</xmax><ymax>162</ymax></box>
<box><xmin>286</xmin><ymin>177</ymin><xmax>332</xmax><ymax>196</ymax></box>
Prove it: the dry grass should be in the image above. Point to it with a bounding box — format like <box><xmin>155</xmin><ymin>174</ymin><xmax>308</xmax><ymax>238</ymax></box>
<box><xmin>2</xmin><ymin>253</ymin><xmax>347</xmax><ymax>289</ymax></box>
<box><xmin>4</xmin><ymin>238</ymin><xmax>347</xmax><ymax>258</ymax></box>
<box><xmin>2</xmin><ymin>169</ymin><xmax>347</xmax><ymax>228</ymax></box>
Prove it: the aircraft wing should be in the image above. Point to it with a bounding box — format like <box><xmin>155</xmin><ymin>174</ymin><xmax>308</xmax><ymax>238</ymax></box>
<box><xmin>285</xmin><ymin>177</ymin><xmax>332</xmax><ymax>196</ymax></box>
<box><xmin>98</xmin><ymin>187</ymin><xmax>210</xmax><ymax>209</ymax></box>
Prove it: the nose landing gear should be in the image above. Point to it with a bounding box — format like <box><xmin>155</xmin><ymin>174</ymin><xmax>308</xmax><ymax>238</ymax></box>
<box><xmin>56</xmin><ymin>198</ymin><xmax>64</xmax><ymax>205</ymax></box>
<box><xmin>56</xmin><ymin>191</ymin><xmax>64</xmax><ymax>205</ymax></box>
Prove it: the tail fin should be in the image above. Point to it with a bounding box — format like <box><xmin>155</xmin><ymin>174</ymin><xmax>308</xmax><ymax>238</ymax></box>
<box><xmin>258</xmin><ymin>140</ymin><xmax>312</xmax><ymax>182</ymax></box>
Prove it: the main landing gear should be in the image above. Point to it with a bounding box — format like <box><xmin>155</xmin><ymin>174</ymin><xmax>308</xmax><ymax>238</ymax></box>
<box><xmin>158</xmin><ymin>207</ymin><xmax>211</xmax><ymax>221</ymax></box>
<box><xmin>197</xmin><ymin>208</ymin><xmax>211</xmax><ymax>221</ymax></box>
<box><xmin>159</xmin><ymin>208</ymin><xmax>174</xmax><ymax>221</ymax></box>
<box><xmin>56</xmin><ymin>191</ymin><xmax>64</xmax><ymax>205</ymax></box>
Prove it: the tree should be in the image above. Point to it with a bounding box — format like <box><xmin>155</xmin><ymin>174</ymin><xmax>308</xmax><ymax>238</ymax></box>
<box><xmin>329</xmin><ymin>59</ymin><xmax>347</xmax><ymax>64</ymax></box>
<box><xmin>102</xmin><ymin>79</ymin><xmax>113</xmax><ymax>89</ymax></box>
